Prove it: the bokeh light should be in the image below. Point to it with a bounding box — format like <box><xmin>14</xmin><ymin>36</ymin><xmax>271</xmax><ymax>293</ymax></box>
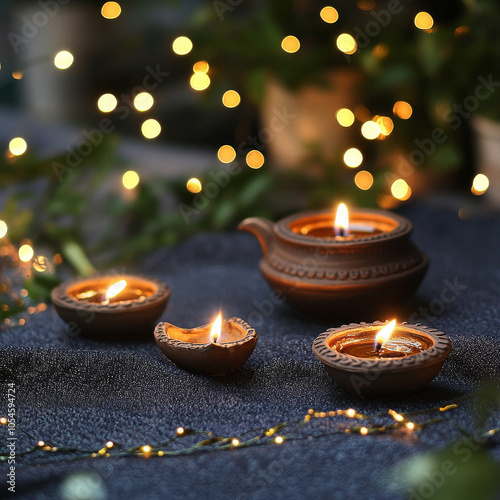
<box><xmin>354</xmin><ymin>170</ymin><xmax>374</xmax><ymax>190</ymax></box>
<box><xmin>9</xmin><ymin>137</ymin><xmax>27</xmax><ymax>156</ymax></box>
<box><xmin>372</xmin><ymin>44</ymin><xmax>389</xmax><ymax>58</ymax></box>
<box><xmin>336</xmin><ymin>108</ymin><xmax>355</xmax><ymax>127</ymax></box>
<box><xmin>101</xmin><ymin>2</ymin><xmax>121</xmax><ymax>19</ymax></box>
<box><xmin>320</xmin><ymin>6</ymin><xmax>339</xmax><ymax>24</ymax></box>
<box><xmin>54</xmin><ymin>50</ymin><xmax>74</xmax><ymax>70</ymax></box>
<box><xmin>361</xmin><ymin>121</ymin><xmax>381</xmax><ymax>140</ymax></box>
<box><xmin>172</xmin><ymin>36</ymin><xmax>193</xmax><ymax>55</ymax></box>
<box><xmin>376</xmin><ymin>116</ymin><xmax>394</xmax><ymax>136</ymax></box>
<box><xmin>217</xmin><ymin>145</ymin><xmax>236</xmax><ymax>163</ymax></box>
<box><xmin>190</xmin><ymin>73</ymin><xmax>210</xmax><ymax>91</ymax></box>
<box><xmin>391</xmin><ymin>179</ymin><xmax>412</xmax><ymax>200</ymax></box>
<box><xmin>0</xmin><ymin>221</ymin><xmax>7</xmax><ymax>238</ymax></box>
<box><xmin>97</xmin><ymin>93</ymin><xmax>118</xmax><ymax>113</ymax></box>
<box><xmin>186</xmin><ymin>178</ymin><xmax>202</xmax><ymax>193</ymax></box>
<box><xmin>246</xmin><ymin>150</ymin><xmax>265</xmax><ymax>169</ymax></box>
<box><xmin>343</xmin><ymin>148</ymin><xmax>363</xmax><ymax>168</ymax></box>
<box><xmin>193</xmin><ymin>61</ymin><xmax>209</xmax><ymax>74</ymax></box>
<box><xmin>393</xmin><ymin>101</ymin><xmax>413</xmax><ymax>119</ymax></box>
<box><xmin>141</xmin><ymin>119</ymin><xmax>161</xmax><ymax>139</ymax></box>
<box><xmin>19</xmin><ymin>244</ymin><xmax>34</xmax><ymax>262</ymax></box>
<box><xmin>122</xmin><ymin>170</ymin><xmax>140</xmax><ymax>190</ymax></box>
<box><xmin>12</xmin><ymin>72</ymin><xmax>22</xmax><ymax>80</ymax></box>
<box><xmin>414</xmin><ymin>12</ymin><xmax>434</xmax><ymax>30</ymax></box>
<box><xmin>471</xmin><ymin>173</ymin><xmax>489</xmax><ymax>195</ymax></box>
<box><xmin>281</xmin><ymin>36</ymin><xmax>300</xmax><ymax>53</ymax></box>
<box><xmin>133</xmin><ymin>92</ymin><xmax>154</xmax><ymax>112</ymax></box>
<box><xmin>222</xmin><ymin>90</ymin><xmax>241</xmax><ymax>108</ymax></box>
<box><xmin>336</xmin><ymin>34</ymin><xmax>357</xmax><ymax>55</ymax></box>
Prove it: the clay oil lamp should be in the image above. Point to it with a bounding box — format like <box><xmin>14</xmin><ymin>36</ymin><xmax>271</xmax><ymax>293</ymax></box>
<box><xmin>51</xmin><ymin>275</ymin><xmax>170</xmax><ymax>340</ymax></box>
<box><xmin>154</xmin><ymin>314</ymin><xmax>258</xmax><ymax>376</ymax></box>
<box><xmin>312</xmin><ymin>320</ymin><xmax>451</xmax><ymax>397</ymax></box>
<box><xmin>239</xmin><ymin>204</ymin><xmax>429</xmax><ymax>318</ymax></box>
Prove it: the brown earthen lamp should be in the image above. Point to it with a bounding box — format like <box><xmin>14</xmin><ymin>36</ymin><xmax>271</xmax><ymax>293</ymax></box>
<box><xmin>51</xmin><ymin>275</ymin><xmax>170</xmax><ymax>340</ymax></box>
<box><xmin>154</xmin><ymin>314</ymin><xmax>258</xmax><ymax>376</ymax></box>
<box><xmin>313</xmin><ymin>320</ymin><xmax>451</xmax><ymax>397</ymax></box>
<box><xmin>239</xmin><ymin>203</ymin><xmax>429</xmax><ymax>318</ymax></box>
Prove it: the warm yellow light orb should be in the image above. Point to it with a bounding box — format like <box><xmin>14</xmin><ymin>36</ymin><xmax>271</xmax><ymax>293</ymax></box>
<box><xmin>336</xmin><ymin>34</ymin><xmax>357</xmax><ymax>55</ymax></box>
<box><xmin>361</xmin><ymin>121</ymin><xmax>381</xmax><ymax>140</ymax></box>
<box><xmin>246</xmin><ymin>150</ymin><xmax>264</xmax><ymax>169</ymax></box>
<box><xmin>122</xmin><ymin>170</ymin><xmax>140</xmax><ymax>190</ymax></box>
<box><xmin>415</xmin><ymin>12</ymin><xmax>434</xmax><ymax>30</ymax></box>
<box><xmin>97</xmin><ymin>93</ymin><xmax>117</xmax><ymax>113</ymax></box>
<box><xmin>190</xmin><ymin>73</ymin><xmax>210</xmax><ymax>91</ymax></box>
<box><xmin>0</xmin><ymin>221</ymin><xmax>7</xmax><ymax>238</ymax></box>
<box><xmin>472</xmin><ymin>173</ymin><xmax>489</xmax><ymax>195</ymax></box>
<box><xmin>133</xmin><ymin>92</ymin><xmax>154</xmax><ymax>112</ymax></box>
<box><xmin>281</xmin><ymin>36</ymin><xmax>300</xmax><ymax>53</ymax></box>
<box><xmin>172</xmin><ymin>36</ymin><xmax>193</xmax><ymax>55</ymax></box>
<box><xmin>9</xmin><ymin>137</ymin><xmax>27</xmax><ymax>156</ymax></box>
<box><xmin>376</xmin><ymin>116</ymin><xmax>394</xmax><ymax>136</ymax></box>
<box><xmin>393</xmin><ymin>101</ymin><xmax>413</xmax><ymax>119</ymax></box>
<box><xmin>54</xmin><ymin>50</ymin><xmax>74</xmax><ymax>70</ymax></box>
<box><xmin>101</xmin><ymin>2</ymin><xmax>121</xmax><ymax>19</ymax></box>
<box><xmin>186</xmin><ymin>178</ymin><xmax>202</xmax><ymax>193</ymax></box>
<box><xmin>141</xmin><ymin>119</ymin><xmax>161</xmax><ymax>139</ymax></box>
<box><xmin>19</xmin><ymin>244</ymin><xmax>34</xmax><ymax>262</ymax></box>
<box><xmin>222</xmin><ymin>90</ymin><xmax>241</xmax><ymax>108</ymax></box>
<box><xmin>336</xmin><ymin>108</ymin><xmax>355</xmax><ymax>127</ymax></box>
<box><xmin>217</xmin><ymin>145</ymin><xmax>236</xmax><ymax>164</ymax></box>
<box><xmin>355</xmin><ymin>170</ymin><xmax>374</xmax><ymax>190</ymax></box>
<box><xmin>391</xmin><ymin>179</ymin><xmax>411</xmax><ymax>200</ymax></box>
<box><xmin>343</xmin><ymin>148</ymin><xmax>363</xmax><ymax>168</ymax></box>
<box><xmin>193</xmin><ymin>61</ymin><xmax>209</xmax><ymax>74</ymax></box>
<box><xmin>320</xmin><ymin>6</ymin><xmax>339</xmax><ymax>24</ymax></box>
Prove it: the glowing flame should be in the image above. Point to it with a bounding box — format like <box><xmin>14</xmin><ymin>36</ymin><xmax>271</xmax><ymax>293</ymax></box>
<box><xmin>334</xmin><ymin>203</ymin><xmax>349</xmax><ymax>236</ymax></box>
<box><xmin>210</xmin><ymin>314</ymin><xmax>222</xmax><ymax>343</ymax></box>
<box><xmin>375</xmin><ymin>320</ymin><xmax>396</xmax><ymax>347</ymax></box>
<box><xmin>105</xmin><ymin>280</ymin><xmax>127</xmax><ymax>300</ymax></box>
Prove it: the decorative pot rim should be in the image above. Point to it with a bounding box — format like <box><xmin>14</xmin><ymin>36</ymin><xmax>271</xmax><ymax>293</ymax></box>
<box><xmin>51</xmin><ymin>274</ymin><xmax>170</xmax><ymax>314</ymax></box>
<box><xmin>154</xmin><ymin>317</ymin><xmax>257</xmax><ymax>350</ymax></box>
<box><xmin>276</xmin><ymin>208</ymin><xmax>412</xmax><ymax>246</ymax></box>
<box><xmin>313</xmin><ymin>321</ymin><xmax>451</xmax><ymax>372</ymax></box>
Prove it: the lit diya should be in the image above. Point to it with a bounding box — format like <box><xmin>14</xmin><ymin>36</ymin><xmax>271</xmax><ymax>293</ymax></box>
<box><xmin>51</xmin><ymin>275</ymin><xmax>170</xmax><ymax>340</ymax></box>
<box><xmin>239</xmin><ymin>203</ymin><xmax>429</xmax><ymax>318</ymax></box>
<box><xmin>154</xmin><ymin>313</ymin><xmax>258</xmax><ymax>376</ymax></box>
<box><xmin>313</xmin><ymin>320</ymin><xmax>451</xmax><ymax>397</ymax></box>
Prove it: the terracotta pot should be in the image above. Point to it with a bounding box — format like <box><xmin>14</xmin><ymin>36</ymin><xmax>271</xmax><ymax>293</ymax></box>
<box><xmin>471</xmin><ymin>116</ymin><xmax>500</xmax><ymax>207</ymax></box>
<box><xmin>239</xmin><ymin>209</ymin><xmax>428</xmax><ymax>319</ymax></box>
<box><xmin>260</xmin><ymin>70</ymin><xmax>362</xmax><ymax>170</ymax></box>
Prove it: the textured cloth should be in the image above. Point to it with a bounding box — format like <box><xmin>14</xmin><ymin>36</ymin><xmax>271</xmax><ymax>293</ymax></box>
<box><xmin>0</xmin><ymin>204</ymin><xmax>499</xmax><ymax>500</ymax></box>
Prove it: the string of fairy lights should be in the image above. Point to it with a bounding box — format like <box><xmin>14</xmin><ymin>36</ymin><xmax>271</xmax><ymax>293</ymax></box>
<box><xmin>4</xmin><ymin>400</ymin><xmax>498</xmax><ymax>463</ymax></box>
<box><xmin>0</xmin><ymin>2</ymin><xmax>492</xmax><ymax>328</ymax></box>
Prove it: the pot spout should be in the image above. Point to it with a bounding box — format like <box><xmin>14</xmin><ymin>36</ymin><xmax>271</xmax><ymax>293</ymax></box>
<box><xmin>238</xmin><ymin>217</ymin><xmax>275</xmax><ymax>256</ymax></box>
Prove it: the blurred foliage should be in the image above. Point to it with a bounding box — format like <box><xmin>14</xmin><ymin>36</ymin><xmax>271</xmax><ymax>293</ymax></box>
<box><xmin>393</xmin><ymin>381</ymin><xmax>500</xmax><ymax>500</ymax></box>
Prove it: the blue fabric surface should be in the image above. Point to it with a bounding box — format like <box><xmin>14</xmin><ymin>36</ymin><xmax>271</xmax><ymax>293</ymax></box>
<box><xmin>0</xmin><ymin>204</ymin><xmax>499</xmax><ymax>500</ymax></box>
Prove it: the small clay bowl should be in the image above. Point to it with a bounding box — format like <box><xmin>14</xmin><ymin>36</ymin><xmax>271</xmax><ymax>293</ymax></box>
<box><xmin>154</xmin><ymin>317</ymin><xmax>258</xmax><ymax>376</ymax></box>
<box><xmin>51</xmin><ymin>275</ymin><xmax>170</xmax><ymax>340</ymax></box>
<box><xmin>239</xmin><ymin>209</ymin><xmax>429</xmax><ymax>319</ymax></box>
<box><xmin>312</xmin><ymin>322</ymin><xmax>451</xmax><ymax>397</ymax></box>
